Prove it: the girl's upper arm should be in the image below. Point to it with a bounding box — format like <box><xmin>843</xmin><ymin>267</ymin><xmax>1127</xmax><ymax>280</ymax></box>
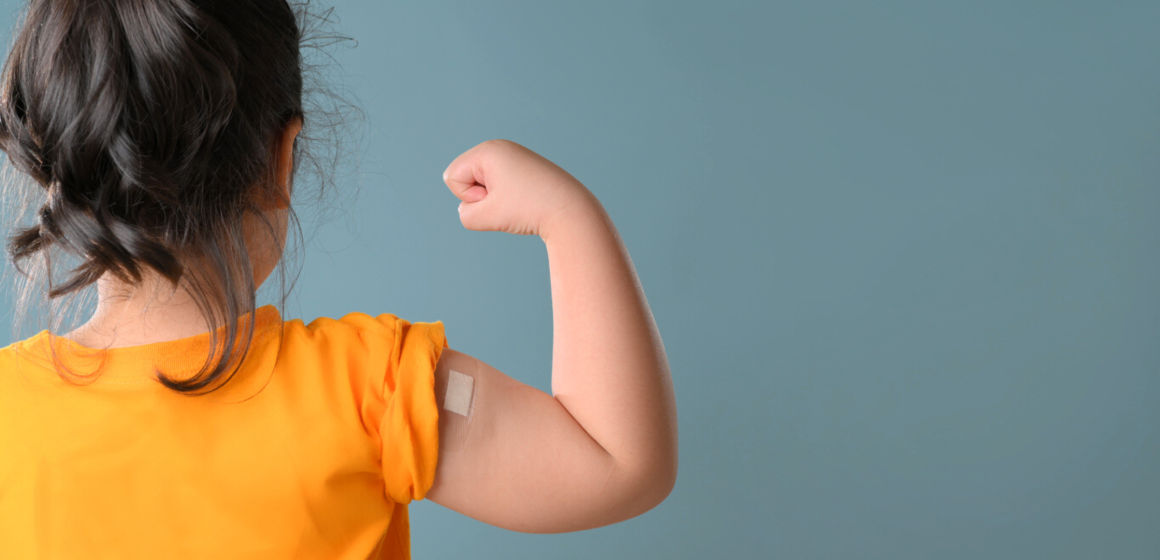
<box><xmin>423</xmin><ymin>348</ymin><xmax>656</xmax><ymax>533</ymax></box>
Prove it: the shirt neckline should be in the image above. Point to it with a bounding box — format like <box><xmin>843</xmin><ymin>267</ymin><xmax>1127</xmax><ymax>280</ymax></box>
<box><xmin>13</xmin><ymin>305</ymin><xmax>283</xmax><ymax>383</ymax></box>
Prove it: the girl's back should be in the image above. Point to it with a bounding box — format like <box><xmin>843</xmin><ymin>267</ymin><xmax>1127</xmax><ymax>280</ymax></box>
<box><xmin>0</xmin><ymin>1</ymin><xmax>677</xmax><ymax>557</ymax></box>
<box><xmin>1</xmin><ymin>309</ymin><xmax>446</xmax><ymax>557</ymax></box>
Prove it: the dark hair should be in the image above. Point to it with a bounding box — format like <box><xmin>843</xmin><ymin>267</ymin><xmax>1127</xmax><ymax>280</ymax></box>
<box><xmin>0</xmin><ymin>0</ymin><xmax>360</xmax><ymax>393</ymax></box>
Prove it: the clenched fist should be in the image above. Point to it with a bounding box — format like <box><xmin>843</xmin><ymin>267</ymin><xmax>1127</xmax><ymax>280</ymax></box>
<box><xmin>442</xmin><ymin>139</ymin><xmax>597</xmax><ymax>239</ymax></box>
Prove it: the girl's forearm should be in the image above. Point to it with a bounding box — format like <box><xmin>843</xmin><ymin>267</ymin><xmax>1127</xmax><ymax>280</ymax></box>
<box><xmin>541</xmin><ymin>193</ymin><xmax>678</xmax><ymax>509</ymax></box>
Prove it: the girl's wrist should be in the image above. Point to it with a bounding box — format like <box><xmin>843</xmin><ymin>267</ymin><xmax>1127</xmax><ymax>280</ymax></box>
<box><xmin>538</xmin><ymin>189</ymin><xmax>605</xmax><ymax>245</ymax></box>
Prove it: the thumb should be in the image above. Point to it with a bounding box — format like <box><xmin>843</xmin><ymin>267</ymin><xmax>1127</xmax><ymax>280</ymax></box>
<box><xmin>457</xmin><ymin>196</ymin><xmax>493</xmax><ymax>231</ymax></box>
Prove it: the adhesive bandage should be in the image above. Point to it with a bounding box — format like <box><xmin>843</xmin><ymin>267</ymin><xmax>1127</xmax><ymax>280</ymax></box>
<box><xmin>443</xmin><ymin>369</ymin><xmax>475</xmax><ymax>417</ymax></box>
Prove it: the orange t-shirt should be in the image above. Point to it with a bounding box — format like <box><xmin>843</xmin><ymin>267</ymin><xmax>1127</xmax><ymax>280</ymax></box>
<box><xmin>0</xmin><ymin>305</ymin><xmax>448</xmax><ymax>559</ymax></box>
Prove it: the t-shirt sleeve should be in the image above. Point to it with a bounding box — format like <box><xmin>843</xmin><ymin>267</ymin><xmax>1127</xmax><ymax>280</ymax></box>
<box><xmin>325</xmin><ymin>312</ymin><xmax>448</xmax><ymax>505</ymax></box>
<box><xmin>376</xmin><ymin>316</ymin><xmax>448</xmax><ymax>505</ymax></box>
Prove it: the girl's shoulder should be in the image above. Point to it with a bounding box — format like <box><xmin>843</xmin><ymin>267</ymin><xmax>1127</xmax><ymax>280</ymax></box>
<box><xmin>281</xmin><ymin>310</ymin><xmax>404</xmax><ymax>349</ymax></box>
<box><xmin>276</xmin><ymin>309</ymin><xmax>447</xmax><ymax>367</ymax></box>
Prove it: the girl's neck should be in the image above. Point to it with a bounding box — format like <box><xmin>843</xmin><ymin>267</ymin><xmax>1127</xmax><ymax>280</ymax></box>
<box><xmin>64</xmin><ymin>275</ymin><xmax>216</xmax><ymax>349</ymax></box>
<box><xmin>62</xmin><ymin>209</ymin><xmax>280</xmax><ymax>349</ymax></box>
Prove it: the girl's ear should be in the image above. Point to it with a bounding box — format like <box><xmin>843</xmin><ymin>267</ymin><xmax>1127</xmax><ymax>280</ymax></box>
<box><xmin>267</xmin><ymin>116</ymin><xmax>303</xmax><ymax>210</ymax></box>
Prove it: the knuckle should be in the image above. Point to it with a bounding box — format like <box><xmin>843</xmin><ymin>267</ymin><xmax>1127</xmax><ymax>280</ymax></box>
<box><xmin>483</xmin><ymin>138</ymin><xmax>516</xmax><ymax>151</ymax></box>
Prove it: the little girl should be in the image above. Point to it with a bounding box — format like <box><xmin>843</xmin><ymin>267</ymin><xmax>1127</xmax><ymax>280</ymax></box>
<box><xmin>0</xmin><ymin>0</ymin><xmax>677</xmax><ymax>558</ymax></box>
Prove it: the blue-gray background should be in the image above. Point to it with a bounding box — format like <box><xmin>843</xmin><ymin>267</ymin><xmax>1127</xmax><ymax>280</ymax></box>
<box><xmin>2</xmin><ymin>1</ymin><xmax>1158</xmax><ymax>558</ymax></box>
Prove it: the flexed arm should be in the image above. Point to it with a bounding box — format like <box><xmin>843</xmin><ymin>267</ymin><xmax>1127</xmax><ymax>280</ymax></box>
<box><xmin>424</xmin><ymin>140</ymin><xmax>678</xmax><ymax>533</ymax></box>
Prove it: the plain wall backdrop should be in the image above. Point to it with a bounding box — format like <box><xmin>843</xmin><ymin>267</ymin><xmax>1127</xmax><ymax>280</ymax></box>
<box><xmin>1</xmin><ymin>1</ymin><xmax>1157</xmax><ymax>558</ymax></box>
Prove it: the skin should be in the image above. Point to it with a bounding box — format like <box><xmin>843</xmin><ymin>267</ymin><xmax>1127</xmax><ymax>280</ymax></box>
<box><xmin>430</xmin><ymin>140</ymin><xmax>677</xmax><ymax>531</ymax></box>
<box><xmin>63</xmin><ymin>127</ymin><xmax>678</xmax><ymax>533</ymax></box>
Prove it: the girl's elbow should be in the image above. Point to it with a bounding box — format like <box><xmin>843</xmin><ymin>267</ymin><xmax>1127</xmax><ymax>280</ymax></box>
<box><xmin>649</xmin><ymin>457</ymin><xmax>678</xmax><ymax>508</ymax></box>
<box><xmin>619</xmin><ymin>456</ymin><xmax>678</xmax><ymax>519</ymax></box>
<box><xmin>650</xmin><ymin>434</ymin><xmax>679</xmax><ymax>505</ymax></box>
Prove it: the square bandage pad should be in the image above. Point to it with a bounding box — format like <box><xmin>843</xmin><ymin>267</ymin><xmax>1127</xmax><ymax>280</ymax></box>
<box><xmin>443</xmin><ymin>369</ymin><xmax>475</xmax><ymax>417</ymax></box>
